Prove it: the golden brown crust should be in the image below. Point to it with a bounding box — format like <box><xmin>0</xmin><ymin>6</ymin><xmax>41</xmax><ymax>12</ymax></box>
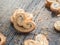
<box><xmin>23</xmin><ymin>20</ymin><xmax>36</xmax><ymax>29</ymax></box>
<box><xmin>45</xmin><ymin>0</ymin><xmax>56</xmax><ymax>8</ymax></box>
<box><xmin>13</xmin><ymin>21</ymin><xmax>36</xmax><ymax>33</ymax></box>
<box><xmin>25</xmin><ymin>12</ymin><xmax>33</xmax><ymax>20</ymax></box>
<box><xmin>45</xmin><ymin>0</ymin><xmax>60</xmax><ymax>14</ymax></box>
<box><xmin>45</xmin><ymin>2</ymin><xmax>51</xmax><ymax>8</ymax></box>
<box><xmin>54</xmin><ymin>21</ymin><xmax>60</xmax><ymax>31</ymax></box>
<box><xmin>35</xmin><ymin>34</ymin><xmax>49</xmax><ymax>45</ymax></box>
<box><xmin>11</xmin><ymin>9</ymin><xmax>33</xmax><ymax>26</ymax></box>
<box><xmin>16</xmin><ymin>13</ymin><xmax>33</xmax><ymax>26</ymax></box>
<box><xmin>0</xmin><ymin>33</ymin><xmax>6</xmax><ymax>45</ymax></box>
<box><xmin>16</xmin><ymin>13</ymin><xmax>27</xmax><ymax>26</ymax></box>
<box><xmin>50</xmin><ymin>2</ymin><xmax>60</xmax><ymax>13</ymax></box>
<box><xmin>11</xmin><ymin>9</ymin><xmax>36</xmax><ymax>33</ymax></box>
<box><xmin>24</xmin><ymin>39</ymin><xmax>39</xmax><ymax>45</ymax></box>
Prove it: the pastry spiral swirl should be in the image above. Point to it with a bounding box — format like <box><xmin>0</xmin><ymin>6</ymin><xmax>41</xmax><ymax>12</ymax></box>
<box><xmin>11</xmin><ymin>9</ymin><xmax>36</xmax><ymax>33</ymax></box>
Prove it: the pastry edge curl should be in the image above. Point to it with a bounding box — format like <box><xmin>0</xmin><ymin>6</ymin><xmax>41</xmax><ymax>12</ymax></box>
<box><xmin>0</xmin><ymin>33</ymin><xmax>6</xmax><ymax>45</ymax></box>
<box><xmin>13</xmin><ymin>21</ymin><xmax>36</xmax><ymax>33</ymax></box>
<box><xmin>45</xmin><ymin>0</ymin><xmax>56</xmax><ymax>8</ymax></box>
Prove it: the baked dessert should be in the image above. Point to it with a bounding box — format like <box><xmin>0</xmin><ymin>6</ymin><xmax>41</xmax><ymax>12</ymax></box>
<box><xmin>11</xmin><ymin>9</ymin><xmax>33</xmax><ymax>26</ymax></box>
<box><xmin>45</xmin><ymin>0</ymin><xmax>56</xmax><ymax>8</ymax></box>
<box><xmin>24</xmin><ymin>39</ymin><xmax>39</xmax><ymax>45</ymax></box>
<box><xmin>54</xmin><ymin>21</ymin><xmax>60</xmax><ymax>31</ymax></box>
<box><xmin>0</xmin><ymin>33</ymin><xmax>6</xmax><ymax>45</ymax></box>
<box><xmin>35</xmin><ymin>34</ymin><xmax>49</xmax><ymax>45</ymax></box>
<box><xmin>50</xmin><ymin>2</ymin><xmax>60</xmax><ymax>13</ymax></box>
<box><xmin>11</xmin><ymin>9</ymin><xmax>36</xmax><ymax>33</ymax></box>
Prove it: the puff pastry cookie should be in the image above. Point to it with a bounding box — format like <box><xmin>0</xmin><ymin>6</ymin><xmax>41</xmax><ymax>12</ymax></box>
<box><xmin>0</xmin><ymin>33</ymin><xmax>6</xmax><ymax>45</ymax></box>
<box><xmin>11</xmin><ymin>9</ymin><xmax>36</xmax><ymax>33</ymax></box>
<box><xmin>35</xmin><ymin>34</ymin><xmax>49</xmax><ymax>45</ymax></box>
<box><xmin>50</xmin><ymin>2</ymin><xmax>60</xmax><ymax>13</ymax></box>
<box><xmin>24</xmin><ymin>34</ymin><xmax>49</xmax><ymax>45</ymax></box>
<box><xmin>54</xmin><ymin>21</ymin><xmax>60</xmax><ymax>31</ymax></box>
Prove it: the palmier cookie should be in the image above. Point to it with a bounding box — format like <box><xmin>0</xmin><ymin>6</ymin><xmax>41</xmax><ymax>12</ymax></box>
<box><xmin>45</xmin><ymin>0</ymin><xmax>56</xmax><ymax>8</ymax></box>
<box><xmin>35</xmin><ymin>34</ymin><xmax>49</xmax><ymax>45</ymax></box>
<box><xmin>0</xmin><ymin>33</ymin><xmax>6</xmax><ymax>45</ymax></box>
<box><xmin>54</xmin><ymin>21</ymin><xmax>60</xmax><ymax>31</ymax></box>
<box><xmin>50</xmin><ymin>2</ymin><xmax>60</xmax><ymax>13</ymax></box>
<box><xmin>11</xmin><ymin>9</ymin><xmax>33</xmax><ymax>26</ymax></box>
<box><xmin>11</xmin><ymin>9</ymin><xmax>36</xmax><ymax>33</ymax></box>
<box><xmin>24</xmin><ymin>39</ymin><xmax>39</xmax><ymax>45</ymax></box>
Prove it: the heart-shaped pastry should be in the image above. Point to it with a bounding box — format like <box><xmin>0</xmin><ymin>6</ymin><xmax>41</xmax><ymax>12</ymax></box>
<box><xmin>11</xmin><ymin>9</ymin><xmax>36</xmax><ymax>33</ymax></box>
